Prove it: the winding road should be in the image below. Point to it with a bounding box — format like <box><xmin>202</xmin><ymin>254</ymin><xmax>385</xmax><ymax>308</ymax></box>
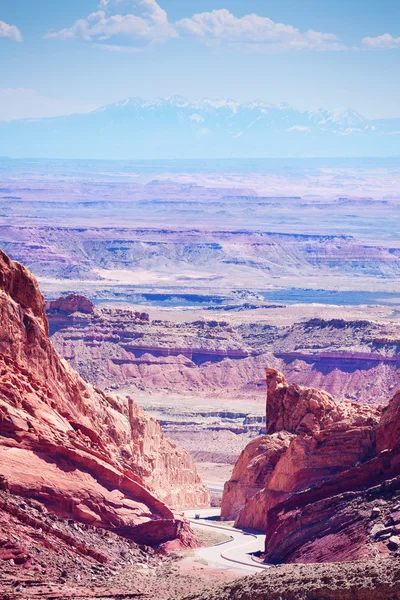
<box><xmin>184</xmin><ymin>508</ymin><xmax>270</xmax><ymax>573</ymax></box>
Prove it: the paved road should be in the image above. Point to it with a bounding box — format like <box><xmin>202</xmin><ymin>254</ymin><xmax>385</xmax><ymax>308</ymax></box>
<box><xmin>203</xmin><ymin>480</ymin><xmax>225</xmax><ymax>494</ymax></box>
<box><xmin>184</xmin><ymin>508</ymin><xmax>269</xmax><ymax>573</ymax></box>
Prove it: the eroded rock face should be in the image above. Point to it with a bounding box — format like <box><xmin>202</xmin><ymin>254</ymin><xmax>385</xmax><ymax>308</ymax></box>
<box><xmin>0</xmin><ymin>249</ymin><xmax>209</xmax><ymax>547</ymax></box>
<box><xmin>376</xmin><ymin>389</ymin><xmax>400</xmax><ymax>453</ymax></box>
<box><xmin>265</xmin><ymin>368</ymin><xmax>379</xmax><ymax>436</ymax></box>
<box><xmin>220</xmin><ymin>432</ymin><xmax>293</xmax><ymax>521</ymax></box>
<box><xmin>221</xmin><ymin>368</ymin><xmax>400</xmax><ymax>563</ymax></box>
<box><xmin>46</xmin><ymin>296</ymin><xmax>400</xmax><ymax>412</ymax></box>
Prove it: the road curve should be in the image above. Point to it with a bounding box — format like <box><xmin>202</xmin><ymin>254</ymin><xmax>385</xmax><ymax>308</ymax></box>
<box><xmin>184</xmin><ymin>508</ymin><xmax>270</xmax><ymax>573</ymax></box>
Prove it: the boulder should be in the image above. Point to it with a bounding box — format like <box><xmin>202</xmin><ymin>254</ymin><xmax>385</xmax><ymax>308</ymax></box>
<box><xmin>388</xmin><ymin>536</ymin><xmax>400</xmax><ymax>550</ymax></box>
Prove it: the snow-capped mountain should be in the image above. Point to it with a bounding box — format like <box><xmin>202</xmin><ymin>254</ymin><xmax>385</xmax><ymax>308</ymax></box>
<box><xmin>0</xmin><ymin>97</ymin><xmax>399</xmax><ymax>159</ymax></box>
<box><xmin>307</xmin><ymin>107</ymin><xmax>366</xmax><ymax>127</ymax></box>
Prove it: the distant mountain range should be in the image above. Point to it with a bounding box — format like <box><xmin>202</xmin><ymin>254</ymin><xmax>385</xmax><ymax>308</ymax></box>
<box><xmin>1</xmin><ymin>96</ymin><xmax>399</xmax><ymax>159</ymax></box>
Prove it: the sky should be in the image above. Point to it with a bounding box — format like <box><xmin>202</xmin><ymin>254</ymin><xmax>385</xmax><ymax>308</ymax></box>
<box><xmin>0</xmin><ymin>0</ymin><xmax>399</xmax><ymax>121</ymax></box>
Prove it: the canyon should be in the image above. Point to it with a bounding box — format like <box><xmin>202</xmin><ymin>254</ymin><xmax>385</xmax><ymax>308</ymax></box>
<box><xmin>2</xmin><ymin>248</ymin><xmax>400</xmax><ymax>599</ymax></box>
<box><xmin>2</xmin><ymin>158</ymin><xmax>400</xmax><ymax>599</ymax></box>
<box><xmin>44</xmin><ymin>293</ymin><xmax>400</xmax><ymax>489</ymax></box>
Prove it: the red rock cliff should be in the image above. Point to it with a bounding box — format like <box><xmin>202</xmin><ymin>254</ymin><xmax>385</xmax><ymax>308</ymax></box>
<box><xmin>0</xmin><ymin>249</ymin><xmax>209</xmax><ymax>547</ymax></box>
<box><xmin>221</xmin><ymin>368</ymin><xmax>400</xmax><ymax>563</ymax></box>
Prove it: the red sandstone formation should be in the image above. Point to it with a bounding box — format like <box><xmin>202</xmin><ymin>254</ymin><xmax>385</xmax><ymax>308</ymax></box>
<box><xmin>46</xmin><ymin>293</ymin><xmax>95</xmax><ymax>314</ymax></box>
<box><xmin>221</xmin><ymin>432</ymin><xmax>293</xmax><ymax>521</ymax></box>
<box><xmin>376</xmin><ymin>388</ymin><xmax>400</xmax><ymax>453</ymax></box>
<box><xmin>0</xmin><ymin>249</ymin><xmax>209</xmax><ymax>548</ymax></box>
<box><xmin>221</xmin><ymin>368</ymin><xmax>400</xmax><ymax>563</ymax></box>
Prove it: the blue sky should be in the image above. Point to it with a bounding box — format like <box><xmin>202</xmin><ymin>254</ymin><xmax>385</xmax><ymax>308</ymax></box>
<box><xmin>0</xmin><ymin>0</ymin><xmax>399</xmax><ymax>120</ymax></box>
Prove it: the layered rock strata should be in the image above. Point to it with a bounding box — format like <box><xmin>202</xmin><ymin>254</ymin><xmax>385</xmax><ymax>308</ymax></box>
<box><xmin>221</xmin><ymin>369</ymin><xmax>400</xmax><ymax>563</ymax></box>
<box><xmin>47</xmin><ymin>298</ymin><xmax>400</xmax><ymax>408</ymax></box>
<box><xmin>0</xmin><ymin>249</ymin><xmax>209</xmax><ymax>547</ymax></box>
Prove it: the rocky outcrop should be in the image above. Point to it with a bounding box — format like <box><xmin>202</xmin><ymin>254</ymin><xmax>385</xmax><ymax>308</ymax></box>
<box><xmin>125</xmin><ymin>396</ymin><xmax>211</xmax><ymax>508</ymax></box>
<box><xmin>46</xmin><ymin>294</ymin><xmax>95</xmax><ymax>315</ymax></box>
<box><xmin>222</xmin><ymin>369</ymin><xmax>380</xmax><ymax>526</ymax></box>
<box><xmin>376</xmin><ymin>389</ymin><xmax>400</xmax><ymax>453</ymax></box>
<box><xmin>264</xmin><ymin>368</ymin><xmax>380</xmax><ymax>436</ymax></box>
<box><xmin>220</xmin><ymin>432</ymin><xmax>293</xmax><ymax>521</ymax></box>
<box><xmin>221</xmin><ymin>369</ymin><xmax>400</xmax><ymax>563</ymax></box>
<box><xmin>46</xmin><ymin>294</ymin><xmax>97</xmax><ymax>335</ymax></box>
<box><xmin>0</xmin><ymin>249</ymin><xmax>209</xmax><ymax>547</ymax></box>
<box><xmin>0</xmin><ymin>488</ymin><xmax>217</xmax><ymax>599</ymax></box>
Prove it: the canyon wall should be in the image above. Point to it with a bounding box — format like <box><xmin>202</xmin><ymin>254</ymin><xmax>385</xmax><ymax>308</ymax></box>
<box><xmin>4</xmin><ymin>224</ymin><xmax>400</xmax><ymax>287</ymax></box>
<box><xmin>47</xmin><ymin>301</ymin><xmax>400</xmax><ymax>408</ymax></box>
<box><xmin>221</xmin><ymin>369</ymin><xmax>400</xmax><ymax>563</ymax></box>
<box><xmin>0</xmin><ymin>249</ymin><xmax>209</xmax><ymax>548</ymax></box>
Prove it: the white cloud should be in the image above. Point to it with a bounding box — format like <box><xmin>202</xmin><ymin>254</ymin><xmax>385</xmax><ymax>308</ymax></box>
<box><xmin>176</xmin><ymin>9</ymin><xmax>347</xmax><ymax>52</ymax></box>
<box><xmin>46</xmin><ymin>1</ymin><xmax>346</xmax><ymax>52</ymax></box>
<box><xmin>0</xmin><ymin>20</ymin><xmax>22</xmax><ymax>42</ymax></box>
<box><xmin>100</xmin><ymin>0</ymin><xmax>168</xmax><ymax>22</ymax></box>
<box><xmin>189</xmin><ymin>113</ymin><xmax>204</xmax><ymax>123</ymax></box>
<box><xmin>362</xmin><ymin>33</ymin><xmax>400</xmax><ymax>50</ymax></box>
<box><xmin>288</xmin><ymin>125</ymin><xmax>311</xmax><ymax>132</ymax></box>
<box><xmin>0</xmin><ymin>88</ymin><xmax>97</xmax><ymax>121</ymax></box>
<box><xmin>46</xmin><ymin>0</ymin><xmax>177</xmax><ymax>48</ymax></box>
